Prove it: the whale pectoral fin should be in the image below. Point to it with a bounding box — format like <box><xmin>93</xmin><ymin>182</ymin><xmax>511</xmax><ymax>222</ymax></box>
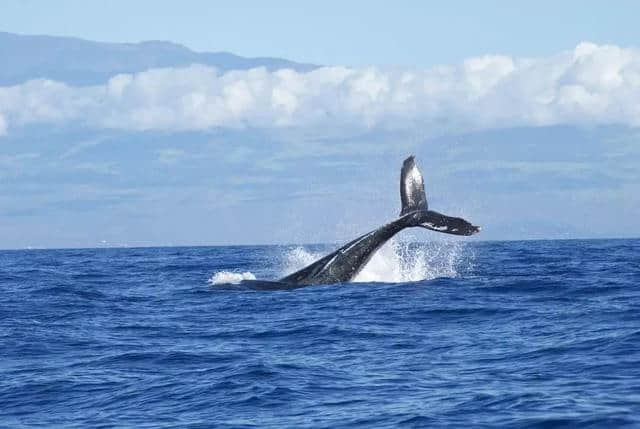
<box><xmin>419</xmin><ymin>210</ymin><xmax>481</xmax><ymax>236</ymax></box>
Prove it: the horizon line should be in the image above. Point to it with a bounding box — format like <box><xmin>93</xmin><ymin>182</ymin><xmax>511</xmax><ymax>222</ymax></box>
<box><xmin>1</xmin><ymin>236</ymin><xmax>638</xmax><ymax>252</ymax></box>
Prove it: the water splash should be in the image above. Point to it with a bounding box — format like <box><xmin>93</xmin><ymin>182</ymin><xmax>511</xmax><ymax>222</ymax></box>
<box><xmin>281</xmin><ymin>246</ymin><xmax>323</xmax><ymax>277</ymax></box>
<box><xmin>280</xmin><ymin>238</ymin><xmax>472</xmax><ymax>283</ymax></box>
<box><xmin>208</xmin><ymin>271</ymin><xmax>256</xmax><ymax>285</ymax></box>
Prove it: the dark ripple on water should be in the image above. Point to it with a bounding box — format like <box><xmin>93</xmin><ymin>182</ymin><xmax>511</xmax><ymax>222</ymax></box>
<box><xmin>1</xmin><ymin>239</ymin><xmax>639</xmax><ymax>428</ymax></box>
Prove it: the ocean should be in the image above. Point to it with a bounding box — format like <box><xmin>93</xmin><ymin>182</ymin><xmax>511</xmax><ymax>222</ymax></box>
<box><xmin>1</xmin><ymin>238</ymin><xmax>639</xmax><ymax>428</ymax></box>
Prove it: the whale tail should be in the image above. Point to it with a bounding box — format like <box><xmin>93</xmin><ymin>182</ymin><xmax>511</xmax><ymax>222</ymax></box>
<box><xmin>400</xmin><ymin>156</ymin><xmax>429</xmax><ymax>216</ymax></box>
<box><xmin>400</xmin><ymin>156</ymin><xmax>480</xmax><ymax>236</ymax></box>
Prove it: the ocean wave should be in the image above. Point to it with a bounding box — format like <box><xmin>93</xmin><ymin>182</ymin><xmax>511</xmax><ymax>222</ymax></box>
<box><xmin>3</xmin><ymin>240</ymin><xmax>638</xmax><ymax>427</ymax></box>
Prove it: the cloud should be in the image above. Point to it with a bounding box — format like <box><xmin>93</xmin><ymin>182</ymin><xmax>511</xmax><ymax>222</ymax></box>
<box><xmin>1</xmin><ymin>42</ymin><xmax>640</xmax><ymax>135</ymax></box>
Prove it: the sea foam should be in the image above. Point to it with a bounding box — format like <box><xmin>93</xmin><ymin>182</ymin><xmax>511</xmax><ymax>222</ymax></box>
<box><xmin>209</xmin><ymin>238</ymin><xmax>470</xmax><ymax>285</ymax></box>
<box><xmin>208</xmin><ymin>271</ymin><xmax>256</xmax><ymax>285</ymax></box>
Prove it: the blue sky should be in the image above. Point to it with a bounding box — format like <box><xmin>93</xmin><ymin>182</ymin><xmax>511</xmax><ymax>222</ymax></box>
<box><xmin>3</xmin><ymin>1</ymin><xmax>640</xmax><ymax>66</ymax></box>
<box><xmin>1</xmin><ymin>3</ymin><xmax>640</xmax><ymax>248</ymax></box>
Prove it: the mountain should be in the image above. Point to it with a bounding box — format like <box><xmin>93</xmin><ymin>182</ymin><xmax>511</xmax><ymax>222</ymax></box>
<box><xmin>0</xmin><ymin>31</ymin><xmax>317</xmax><ymax>86</ymax></box>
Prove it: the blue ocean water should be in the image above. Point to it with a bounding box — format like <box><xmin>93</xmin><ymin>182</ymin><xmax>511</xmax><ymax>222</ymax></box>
<box><xmin>1</xmin><ymin>238</ymin><xmax>639</xmax><ymax>428</ymax></box>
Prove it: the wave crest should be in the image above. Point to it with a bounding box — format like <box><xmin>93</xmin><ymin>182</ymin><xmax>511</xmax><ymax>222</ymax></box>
<box><xmin>208</xmin><ymin>271</ymin><xmax>256</xmax><ymax>285</ymax></box>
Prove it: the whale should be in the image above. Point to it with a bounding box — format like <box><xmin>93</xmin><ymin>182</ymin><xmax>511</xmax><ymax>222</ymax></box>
<box><xmin>270</xmin><ymin>156</ymin><xmax>480</xmax><ymax>287</ymax></box>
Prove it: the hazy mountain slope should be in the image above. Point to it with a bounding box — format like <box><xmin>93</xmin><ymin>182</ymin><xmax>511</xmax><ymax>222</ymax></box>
<box><xmin>0</xmin><ymin>31</ymin><xmax>316</xmax><ymax>85</ymax></box>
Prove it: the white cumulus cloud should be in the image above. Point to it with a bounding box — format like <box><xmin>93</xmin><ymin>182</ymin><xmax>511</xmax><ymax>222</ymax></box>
<box><xmin>1</xmin><ymin>42</ymin><xmax>640</xmax><ymax>135</ymax></box>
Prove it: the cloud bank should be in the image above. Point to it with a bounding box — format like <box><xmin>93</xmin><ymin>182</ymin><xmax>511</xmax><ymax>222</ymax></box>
<box><xmin>1</xmin><ymin>42</ymin><xmax>640</xmax><ymax>135</ymax></box>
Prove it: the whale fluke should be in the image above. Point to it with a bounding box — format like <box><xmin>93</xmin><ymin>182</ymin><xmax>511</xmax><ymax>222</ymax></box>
<box><xmin>278</xmin><ymin>156</ymin><xmax>480</xmax><ymax>286</ymax></box>
<box><xmin>417</xmin><ymin>210</ymin><xmax>480</xmax><ymax>236</ymax></box>
<box><xmin>400</xmin><ymin>155</ymin><xmax>428</xmax><ymax>216</ymax></box>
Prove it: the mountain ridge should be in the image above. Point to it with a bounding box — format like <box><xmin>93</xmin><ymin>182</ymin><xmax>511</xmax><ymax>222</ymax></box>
<box><xmin>0</xmin><ymin>31</ymin><xmax>317</xmax><ymax>86</ymax></box>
